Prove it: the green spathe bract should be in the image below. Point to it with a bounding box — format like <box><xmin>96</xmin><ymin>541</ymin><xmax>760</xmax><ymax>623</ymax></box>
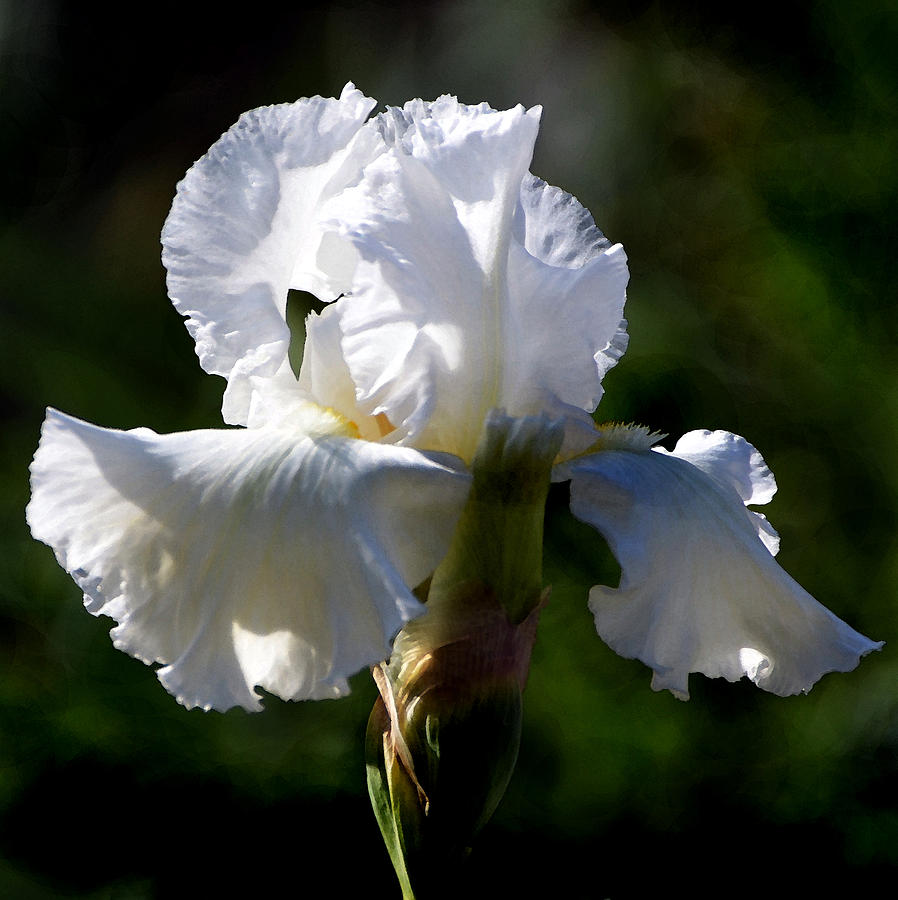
<box><xmin>366</xmin><ymin>413</ymin><xmax>561</xmax><ymax>898</ymax></box>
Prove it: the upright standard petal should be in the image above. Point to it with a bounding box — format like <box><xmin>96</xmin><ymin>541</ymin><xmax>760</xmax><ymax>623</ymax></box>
<box><xmin>27</xmin><ymin>409</ymin><xmax>470</xmax><ymax>712</ymax></box>
<box><xmin>505</xmin><ymin>176</ymin><xmax>629</xmax><ymax>422</ymax></box>
<box><xmin>161</xmin><ymin>83</ymin><xmax>380</xmax><ymax>426</ymax></box>
<box><xmin>322</xmin><ymin>97</ymin><xmax>628</xmax><ymax>460</ymax></box>
<box><xmin>562</xmin><ymin>428</ymin><xmax>882</xmax><ymax>699</ymax></box>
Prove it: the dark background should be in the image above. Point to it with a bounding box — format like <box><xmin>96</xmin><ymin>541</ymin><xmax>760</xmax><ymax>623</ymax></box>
<box><xmin>2</xmin><ymin>1</ymin><xmax>896</xmax><ymax>895</ymax></box>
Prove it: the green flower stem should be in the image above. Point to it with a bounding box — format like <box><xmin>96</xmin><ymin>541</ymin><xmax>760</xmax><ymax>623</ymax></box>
<box><xmin>366</xmin><ymin>413</ymin><xmax>562</xmax><ymax>898</ymax></box>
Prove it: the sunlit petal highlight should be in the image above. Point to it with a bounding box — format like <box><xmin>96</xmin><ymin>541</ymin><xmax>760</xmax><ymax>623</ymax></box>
<box><xmin>27</xmin><ymin>409</ymin><xmax>470</xmax><ymax>711</ymax></box>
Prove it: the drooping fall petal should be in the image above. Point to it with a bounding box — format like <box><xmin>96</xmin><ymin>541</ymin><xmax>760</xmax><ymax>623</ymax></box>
<box><xmin>562</xmin><ymin>428</ymin><xmax>882</xmax><ymax>699</ymax></box>
<box><xmin>27</xmin><ymin>408</ymin><xmax>470</xmax><ymax>712</ymax></box>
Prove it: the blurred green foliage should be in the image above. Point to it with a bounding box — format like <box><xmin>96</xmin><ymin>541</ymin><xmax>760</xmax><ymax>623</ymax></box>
<box><xmin>1</xmin><ymin>0</ymin><xmax>896</xmax><ymax>895</ymax></box>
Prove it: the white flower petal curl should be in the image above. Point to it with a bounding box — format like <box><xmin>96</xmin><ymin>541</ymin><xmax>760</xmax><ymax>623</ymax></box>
<box><xmin>565</xmin><ymin>434</ymin><xmax>882</xmax><ymax>699</ymax></box>
<box><xmin>508</xmin><ymin>175</ymin><xmax>629</xmax><ymax>413</ymax></box>
<box><xmin>27</xmin><ymin>408</ymin><xmax>471</xmax><ymax>712</ymax></box>
<box><xmin>320</xmin><ymin>97</ymin><xmax>628</xmax><ymax>460</ymax></box>
<box><xmin>161</xmin><ymin>83</ymin><xmax>380</xmax><ymax>426</ymax></box>
<box><xmin>663</xmin><ymin>429</ymin><xmax>777</xmax><ymax>505</ymax></box>
<box><xmin>657</xmin><ymin>428</ymin><xmax>780</xmax><ymax>553</ymax></box>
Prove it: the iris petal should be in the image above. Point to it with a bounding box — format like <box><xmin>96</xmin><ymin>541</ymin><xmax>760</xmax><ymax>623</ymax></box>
<box><xmin>161</xmin><ymin>83</ymin><xmax>379</xmax><ymax>426</ymax></box>
<box><xmin>655</xmin><ymin>429</ymin><xmax>781</xmax><ymax>553</ymax></box>
<box><xmin>565</xmin><ymin>433</ymin><xmax>882</xmax><ymax>699</ymax></box>
<box><xmin>322</xmin><ymin>97</ymin><xmax>628</xmax><ymax>460</ymax></box>
<box><xmin>505</xmin><ymin>175</ymin><xmax>629</xmax><ymax>421</ymax></box>
<box><xmin>27</xmin><ymin>408</ymin><xmax>470</xmax><ymax>711</ymax></box>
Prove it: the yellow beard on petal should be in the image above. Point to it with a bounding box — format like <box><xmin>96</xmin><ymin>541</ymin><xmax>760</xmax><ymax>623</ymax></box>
<box><xmin>288</xmin><ymin>401</ymin><xmax>361</xmax><ymax>439</ymax></box>
<box><xmin>555</xmin><ymin>421</ymin><xmax>665</xmax><ymax>465</ymax></box>
<box><xmin>593</xmin><ymin>422</ymin><xmax>666</xmax><ymax>452</ymax></box>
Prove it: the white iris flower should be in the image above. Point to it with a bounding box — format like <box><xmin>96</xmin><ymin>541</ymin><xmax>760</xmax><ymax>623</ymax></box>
<box><xmin>27</xmin><ymin>84</ymin><xmax>880</xmax><ymax>713</ymax></box>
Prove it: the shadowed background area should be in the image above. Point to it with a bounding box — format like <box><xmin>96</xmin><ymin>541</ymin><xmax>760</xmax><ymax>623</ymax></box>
<box><xmin>1</xmin><ymin>1</ymin><xmax>896</xmax><ymax>895</ymax></box>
